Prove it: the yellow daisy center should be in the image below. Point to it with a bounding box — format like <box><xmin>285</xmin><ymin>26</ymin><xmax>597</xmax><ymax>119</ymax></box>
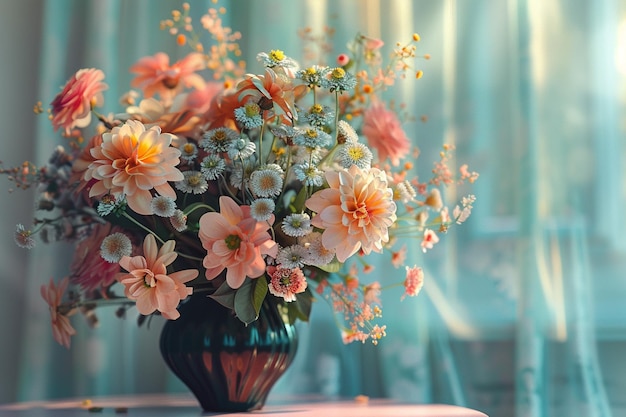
<box><xmin>348</xmin><ymin>147</ymin><xmax>365</xmax><ymax>160</ymax></box>
<box><xmin>331</xmin><ymin>68</ymin><xmax>346</xmax><ymax>79</ymax></box>
<box><xmin>311</xmin><ymin>104</ymin><xmax>323</xmax><ymax>114</ymax></box>
<box><xmin>212</xmin><ymin>130</ymin><xmax>227</xmax><ymax>142</ymax></box>
<box><xmin>244</xmin><ymin>103</ymin><xmax>261</xmax><ymax>117</ymax></box>
<box><xmin>269</xmin><ymin>49</ymin><xmax>285</xmax><ymax>61</ymax></box>
<box><xmin>187</xmin><ymin>174</ymin><xmax>202</xmax><ymax>186</ymax></box>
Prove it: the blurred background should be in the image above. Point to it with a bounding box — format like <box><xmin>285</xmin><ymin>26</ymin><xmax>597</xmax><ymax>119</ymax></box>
<box><xmin>1</xmin><ymin>0</ymin><xmax>626</xmax><ymax>416</ymax></box>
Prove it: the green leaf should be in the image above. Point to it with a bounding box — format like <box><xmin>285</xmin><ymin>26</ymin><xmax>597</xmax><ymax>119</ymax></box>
<box><xmin>208</xmin><ymin>280</ymin><xmax>235</xmax><ymax>310</ymax></box>
<box><xmin>234</xmin><ymin>279</ymin><xmax>258</xmax><ymax>325</ymax></box>
<box><xmin>317</xmin><ymin>260</ymin><xmax>342</xmax><ymax>273</ymax></box>
<box><xmin>287</xmin><ymin>289</ymin><xmax>314</xmax><ymax>324</ymax></box>
<box><xmin>292</xmin><ymin>184</ymin><xmax>309</xmax><ymax>213</ymax></box>
<box><xmin>252</xmin><ymin>276</ymin><xmax>268</xmax><ymax>318</ymax></box>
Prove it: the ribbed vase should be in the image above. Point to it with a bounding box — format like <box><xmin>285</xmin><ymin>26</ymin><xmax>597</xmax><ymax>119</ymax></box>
<box><xmin>159</xmin><ymin>292</ymin><xmax>298</xmax><ymax>412</ymax></box>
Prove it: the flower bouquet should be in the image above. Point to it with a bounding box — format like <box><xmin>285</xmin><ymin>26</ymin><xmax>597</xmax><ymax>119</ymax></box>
<box><xmin>1</xmin><ymin>2</ymin><xmax>477</xmax><ymax>411</ymax></box>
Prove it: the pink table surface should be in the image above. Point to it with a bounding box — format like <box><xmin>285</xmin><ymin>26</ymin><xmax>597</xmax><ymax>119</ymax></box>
<box><xmin>0</xmin><ymin>393</ymin><xmax>489</xmax><ymax>416</ymax></box>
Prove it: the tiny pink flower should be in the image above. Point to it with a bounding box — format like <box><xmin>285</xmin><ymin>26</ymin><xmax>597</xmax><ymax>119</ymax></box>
<box><xmin>267</xmin><ymin>265</ymin><xmax>307</xmax><ymax>302</ymax></box>
<box><xmin>336</xmin><ymin>54</ymin><xmax>350</xmax><ymax>66</ymax></box>
<box><xmin>41</xmin><ymin>277</ymin><xmax>76</xmax><ymax>348</ymax></box>
<box><xmin>361</xmin><ymin>34</ymin><xmax>385</xmax><ymax>51</ymax></box>
<box><xmin>342</xmin><ymin>329</ymin><xmax>369</xmax><ymax>344</ymax></box>
<box><xmin>370</xmin><ymin>324</ymin><xmax>387</xmax><ymax>345</ymax></box>
<box><xmin>421</xmin><ymin>228</ymin><xmax>439</xmax><ymax>252</ymax></box>
<box><xmin>117</xmin><ymin>234</ymin><xmax>198</xmax><ymax>319</ymax></box>
<box><xmin>50</xmin><ymin>68</ymin><xmax>108</xmax><ymax>135</ymax></box>
<box><xmin>391</xmin><ymin>245</ymin><xmax>407</xmax><ymax>268</ymax></box>
<box><xmin>403</xmin><ymin>266</ymin><xmax>424</xmax><ymax>299</ymax></box>
<box><xmin>363</xmin><ymin>282</ymin><xmax>381</xmax><ymax>305</ymax></box>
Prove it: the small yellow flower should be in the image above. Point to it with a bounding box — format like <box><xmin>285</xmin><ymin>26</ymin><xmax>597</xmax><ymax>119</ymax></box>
<box><xmin>269</xmin><ymin>49</ymin><xmax>285</xmax><ymax>61</ymax></box>
<box><xmin>331</xmin><ymin>67</ymin><xmax>346</xmax><ymax>79</ymax></box>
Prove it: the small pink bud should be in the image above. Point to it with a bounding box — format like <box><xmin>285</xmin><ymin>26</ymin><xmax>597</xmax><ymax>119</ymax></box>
<box><xmin>361</xmin><ymin>35</ymin><xmax>384</xmax><ymax>51</ymax></box>
<box><xmin>337</xmin><ymin>53</ymin><xmax>350</xmax><ymax>66</ymax></box>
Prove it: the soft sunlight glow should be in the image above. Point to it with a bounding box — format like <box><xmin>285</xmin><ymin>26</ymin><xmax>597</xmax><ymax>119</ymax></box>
<box><xmin>423</xmin><ymin>275</ymin><xmax>480</xmax><ymax>339</ymax></box>
<box><xmin>616</xmin><ymin>20</ymin><xmax>626</xmax><ymax>75</ymax></box>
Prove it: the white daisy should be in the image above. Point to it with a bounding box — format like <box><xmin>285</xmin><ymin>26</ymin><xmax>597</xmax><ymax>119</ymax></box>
<box><xmin>14</xmin><ymin>224</ymin><xmax>35</xmax><ymax>249</ymax></box>
<box><xmin>169</xmin><ymin>209</ymin><xmax>188</xmax><ymax>232</ymax></box>
<box><xmin>180</xmin><ymin>142</ymin><xmax>198</xmax><ymax>163</ymax></box>
<box><xmin>228</xmin><ymin>136</ymin><xmax>256</xmax><ymax>159</ymax></box>
<box><xmin>396</xmin><ymin>180</ymin><xmax>417</xmax><ymax>203</ymax></box>
<box><xmin>199</xmin><ymin>127</ymin><xmax>239</xmax><ymax>153</ymax></box>
<box><xmin>276</xmin><ymin>245</ymin><xmax>308</xmax><ymax>269</ymax></box>
<box><xmin>175</xmin><ymin>171</ymin><xmax>209</xmax><ymax>194</ymax></box>
<box><xmin>337</xmin><ymin>141</ymin><xmax>373</xmax><ymax>169</ymax></box>
<box><xmin>100</xmin><ymin>232</ymin><xmax>132</xmax><ymax>263</ymax></box>
<box><xmin>150</xmin><ymin>195</ymin><xmax>176</xmax><ymax>217</ymax></box>
<box><xmin>293</xmin><ymin>162</ymin><xmax>324</xmax><ymax>187</ymax></box>
<box><xmin>337</xmin><ymin>120</ymin><xmax>358</xmax><ymax>143</ymax></box>
<box><xmin>299</xmin><ymin>232</ymin><xmax>335</xmax><ymax>266</ymax></box>
<box><xmin>200</xmin><ymin>154</ymin><xmax>226</xmax><ymax>180</ymax></box>
<box><xmin>250</xmin><ymin>198</ymin><xmax>276</xmax><ymax>222</ymax></box>
<box><xmin>250</xmin><ymin>167</ymin><xmax>283</xmax><ymax>198</ymax></box>
<box><xmin>282</xmin><ymin>213</ymin><xmax>313</xmax><ymax>237</ymax></box>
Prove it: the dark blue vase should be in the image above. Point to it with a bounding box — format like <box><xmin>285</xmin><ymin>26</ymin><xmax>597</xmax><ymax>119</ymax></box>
<box><xmin>159</xmin><ymin>292</ymin><xmax>298</xmax><ymax>412</ymax></box>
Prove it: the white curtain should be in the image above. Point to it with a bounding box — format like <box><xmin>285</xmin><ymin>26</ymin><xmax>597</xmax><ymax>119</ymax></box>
<box><xmin>1</xmin><ymin>1</ymin><xmax>625</xmax><ymax>416</ymax></box>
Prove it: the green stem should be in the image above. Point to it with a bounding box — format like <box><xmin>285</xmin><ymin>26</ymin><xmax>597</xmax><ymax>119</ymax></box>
<box><xmin>177</xmin><ymin>252</ymin><xmax>204</xmax><ymax>262</ymax></box>
<box><xmin>259</xmin><ymin>116</ymin><xmax>266</xmax><ymax>165</ymax></box>
<box><xmin>239</xmin><ymin>154</ymin><xmax>247</xmax><ymax>205</ymax></box>
<box><xmin>184</xmin><ymin>203</ymin><xmax>215</xmax><ymax>216</ymax></box>
<box><xmin>317</xmin><ymin>91</ymin><xmax>341</xmax><ymax>168</ymax></box>
<box><xmin>121</xmin><ymin>212</ymin><xmax>165</xmax><ymax>245</ymax></box>
<box><xmin>121</xmin><ymin>211</ymin><xmax>203</xmax><ymax>261</ymax></box>
<box><xmin>378</xmin><ymin>282</ymin><xmax>405</xmax><ymax>292</ymax></box>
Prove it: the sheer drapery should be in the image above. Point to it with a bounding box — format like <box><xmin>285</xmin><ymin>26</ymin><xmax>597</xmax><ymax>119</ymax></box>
<box><xmin>1</xmin><ymin>1</ymin><xmax>625</xmax><ymax>416</ymax></box>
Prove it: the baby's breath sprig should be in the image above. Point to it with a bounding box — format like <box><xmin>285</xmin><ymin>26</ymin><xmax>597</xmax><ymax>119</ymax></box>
<box><xmin>297</xmin><ymin>25</ymin><xmax>336</xmax><ymax>66</ymax></box>
<box><xmin>161</xmin><ymin>2</ymin><xmax>246</xmax><ymax>87</ymax></box>
<box><xmin>0</xmin><ymin>161</ymin><xmax>41</xmax><ymax>192</ymax></box>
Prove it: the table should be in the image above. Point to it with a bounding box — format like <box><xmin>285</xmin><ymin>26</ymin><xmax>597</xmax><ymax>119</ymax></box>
<box><xmin>0</xmin><ymin>394</ymin><xmax>489</xmax><ymax>416</ymax></box>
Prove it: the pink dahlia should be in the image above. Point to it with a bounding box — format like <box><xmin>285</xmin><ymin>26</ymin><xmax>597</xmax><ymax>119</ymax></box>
<box><xmin>130</xmin><ymin>52</ymin><xmax>205</xmax><ymax>105</ymax></box>
<box><xmin>305</xmin><ymin>165</ymin><xmax>397</xmax><ymax>263</ymax></box>
<box><xmin>85</xmin><ymin>120</ymin><xmax>184</xmax><ymax>215</ymax></box>
<box><xmin>70</xmin><ymin>223</ymin><xmax>126</xmax><ymax>292</ymax></box>
<box><xmin>50</xmin><ymin>68</ymin><xmax>108</xmax><ymax>135</ymax></box>
<box><xmin>199</xmin><ymin>196</ymin><xmax>278</xmax><ymax>289</ymax></box>
<box><xmin>361</xmin><ymin>100</ymin><xmax>411</xmax><ymax>166</ymax></box>
<box><xmin>41</xmin><ymin>277</ymin><xmax>76</xmax><ymax>348</ymax></box>
<box><xmin>267</xmin><ymin>265</ymin><xmax>307</xmax><ymax>302</ymax></box>
<box><xmin>117</xmin><ymin>234</ymin><xmax>198</xmax><ymax>320</ymax></box>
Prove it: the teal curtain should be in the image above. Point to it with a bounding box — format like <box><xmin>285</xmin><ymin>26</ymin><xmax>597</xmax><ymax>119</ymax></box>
<box><xmin>1</xmin><ymin>1</ymin><xmax>625</xmax><ymax>416</ymax></box>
